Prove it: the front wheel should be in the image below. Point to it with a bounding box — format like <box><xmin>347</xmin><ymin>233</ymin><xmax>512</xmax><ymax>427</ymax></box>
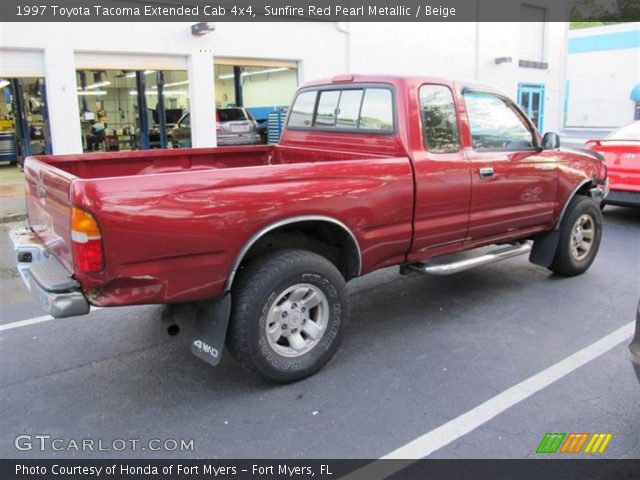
<box><xmin>226</xmin><ymin>249</ymin><xmax>348</xmax><ymax>383</ymax></box>
<box><xmin>549</xmin><ymin>196</ymin><xmax>603</xmax><ymax>277</ymax></box>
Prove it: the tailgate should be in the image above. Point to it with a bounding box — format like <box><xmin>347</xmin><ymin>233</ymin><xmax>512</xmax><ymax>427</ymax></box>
<box><xmin>23</xmin><ymin>156</ymin><xmax>76</xmax><ymax>273</ymax></box>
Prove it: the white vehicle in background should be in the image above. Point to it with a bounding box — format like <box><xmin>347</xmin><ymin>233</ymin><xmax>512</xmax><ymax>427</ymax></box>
<box><xmin>170</xmin><ymin>107</ymin><xmax>263</xmax><ymax>147</ymax></box>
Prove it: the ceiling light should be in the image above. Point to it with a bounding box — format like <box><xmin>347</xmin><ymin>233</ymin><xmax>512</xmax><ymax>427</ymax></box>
<box><xmin>125</xmin><ymin>70</ymin><xmax>156</xmax><ymax>78</ymax></box>
<box><xmin>150</xmin><ymin>80</ymin><xmax>189</xmax><ymax>89</ymax></box>
<box><xmin>85</xmin><ymin>81</ymin><xmax>111</xmax><ymax>90</ymax></box>
<box><xmin>77</xmin><ymin>90</ymin><xmax>107</xmax><ymax>96</ymax></box>
<box><xmin>129</xmin><ymin>90</ymin><xmax>188</xmax><ymax>96</ymax></box>
<box><xmin>166</xmin><ymin>80</ymin><xmax>189</xmax><ymax>88</ymax></box>
<box><xmin>217</xmin><ymin>67</ymin><xmax>289</xmax><ymax>80</ymax></box>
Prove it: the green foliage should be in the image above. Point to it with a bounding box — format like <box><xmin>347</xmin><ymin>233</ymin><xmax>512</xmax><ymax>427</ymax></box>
<box><xmin>570</xmin><ymin>21</ymin><xmax>609</xmax><ymax>29</ymax></box>
<box><xmin>569</xmin><ymin>0</ymin><xmax>640</xmax><ymax>21</ymax></box>
<box><xmin>570</xmin><ymin>0</ymin><xmax>639</xmax><ymax>21</ymax></box>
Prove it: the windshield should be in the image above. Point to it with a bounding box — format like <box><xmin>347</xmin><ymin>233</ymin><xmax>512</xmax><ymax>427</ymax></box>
<box><xmin>606</xmin><ymin>122</ymin><xmax>640</xmax><ymax>141</ymax></box>
<box><xmin>177</xmin><ymin>112</ymin><xmax>190</xmax><ymax>127</ymax></box>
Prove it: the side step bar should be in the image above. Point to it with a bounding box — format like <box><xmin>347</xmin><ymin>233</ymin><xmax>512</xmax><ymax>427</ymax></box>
<box><xmin>407</xmin><ymin>241</ymin><xmax>533</xmax><ymax>276</ymax></box>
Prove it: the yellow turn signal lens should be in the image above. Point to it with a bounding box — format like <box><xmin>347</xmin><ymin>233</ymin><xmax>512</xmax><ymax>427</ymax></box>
<box><xmin>71</xmin><ymin>207</ymin><xmax>101</xmax><ymax>238</ymax></box>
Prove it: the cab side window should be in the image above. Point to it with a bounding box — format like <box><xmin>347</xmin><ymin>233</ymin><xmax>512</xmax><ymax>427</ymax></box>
<box><xmin>359</xmin><ymin>89</ymin><xmax>394</xmax><ymax>131</ymax></box>
<box><xmin>463</xmin><ymin>92</ymin><xmax>534</xmax><ymax>151</ymax></box>
<box><xmin>419</xmin><ymin>85</ymin><xmax>460</xmax><ymax>153</ymax></box>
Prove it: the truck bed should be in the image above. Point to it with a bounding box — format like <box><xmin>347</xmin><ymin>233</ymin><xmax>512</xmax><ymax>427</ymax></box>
<box><xmin>39</xmin><ymin>145</ymin><xmax>381</xmax><ymax>179</ymax></box>
<box><xmin>24</xmin><ymin>145</ymin><xmax>414</xmax><ymax>307</ymax></box>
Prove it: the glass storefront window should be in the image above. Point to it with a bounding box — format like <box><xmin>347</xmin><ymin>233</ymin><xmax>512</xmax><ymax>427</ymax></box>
<box><xmin>76</xmin><ymin>69</ymin><xmax>189</xmax><ymax>152</ymax></box>
<box><xmin>0</xmin><ymin>77</ymin><xmax>49</xmax><ymax>164</ymax></box>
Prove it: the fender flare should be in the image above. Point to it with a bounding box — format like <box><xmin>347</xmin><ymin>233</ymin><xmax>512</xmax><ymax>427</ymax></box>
<box><xmin>554</xmin><ymin>179</ymin><xmax>593</xmax><ymax>231</ymax></box>
<box><xmin>225</xmin><ymin>215</ymin><xmax>362</xmax><ymax>292</ymax></box>
<box><xmin>530</xmin><ymin>178</ymin><xmax>594</xmax><ymax>267</ymax></box>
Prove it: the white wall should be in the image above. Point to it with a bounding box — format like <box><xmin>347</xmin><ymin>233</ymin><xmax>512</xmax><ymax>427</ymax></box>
<box><xmin>566</xmin><ymin>23</ymin><xmax>640</xmax><ymax>128</ymax></box>
<box><xmin>349</xmin><ymin>22</ymin><xmax>567</xmax><ymax>132</ymax></box>
<box><xmin>478</xmin><ymin>22</ymin><xmax>567</xmax><ymax>133</ymax></box>
<box><xmin>0</xmin><ymin>20</ymin><xmax>567</xmax><ymax>152</ymax></box>
<box><xmin>243</xmin><ymin>70</ymin><xmax>298</xmax><ymax>107</ymax></box>
<box><xmin>214</xmin><ymin>68</ymin><xmax>298</xmax><ymax>108</ymax></box>
<box><xmin>0</xmin><ymin>22</ymin><xmax>349</xmax><ymax>152</ymax></box>
<box><xmin>349</xmin><ymin>23</ymin><xmax>477</xmax><ymax>79</ymax></box>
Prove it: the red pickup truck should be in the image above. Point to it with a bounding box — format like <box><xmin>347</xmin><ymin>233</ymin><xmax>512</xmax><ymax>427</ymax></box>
<box><xmin>12</xmin><ymin>75</ymin><xmax>608</xmax><ymax>382</ymax></box>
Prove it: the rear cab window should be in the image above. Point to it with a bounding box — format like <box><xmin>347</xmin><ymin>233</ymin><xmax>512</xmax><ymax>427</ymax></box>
<box><xmin>287</xmin><ymin>84</ymin><xmax>395</xmax><ymax>133</ymax></box>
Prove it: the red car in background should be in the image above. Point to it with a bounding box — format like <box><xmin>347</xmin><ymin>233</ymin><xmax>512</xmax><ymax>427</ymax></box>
<box><xmin>587</xmin><ymin>121</ymin><xmax>640</xmax><ymax>209</ymax></box>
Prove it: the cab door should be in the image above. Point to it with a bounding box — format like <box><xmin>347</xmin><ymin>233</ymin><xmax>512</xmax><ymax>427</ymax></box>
<box><xmin>462</xmin><ymin>91</ymin><xmax>558</xmax><ymax>241</ymax></box>
<box><xmin>408</xmin><ymin>84</ymin><xmax>471</xmax><ymax>261</ymax></box>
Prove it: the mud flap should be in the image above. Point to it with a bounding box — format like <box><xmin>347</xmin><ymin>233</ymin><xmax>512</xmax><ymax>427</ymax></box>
<box><xmin>190</xmin><ymin>293</ymin><xmax>231</xmax><ymax>367</ymax></box>
<box><xmin>529</xmin><ymin>230</ymin><xmax>560</xmax><ymax>268</ymax></box>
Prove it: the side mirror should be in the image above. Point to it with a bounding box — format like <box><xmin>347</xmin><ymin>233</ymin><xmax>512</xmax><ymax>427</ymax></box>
<box><xmin>542</xmin><ymin>132</ymin><xmax>560</xmax><ymax>150</ymax></box>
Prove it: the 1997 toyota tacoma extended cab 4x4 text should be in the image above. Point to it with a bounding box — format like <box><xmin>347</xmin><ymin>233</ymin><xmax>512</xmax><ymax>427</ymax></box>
<box><xmin>12</xmin><ymin>75</ymin><xmax>608</xmax><ymax>382</ymax></box>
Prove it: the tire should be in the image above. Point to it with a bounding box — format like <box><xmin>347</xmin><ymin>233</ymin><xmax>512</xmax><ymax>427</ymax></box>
<box><xmin>226</xmin><ymin>249</ymin><xmax>348</xmax><ymax>383</ymax></box>
<box><xmin>549</xmin><ymin>196</ymin><xmax>603</xmax><ymax>277</ymax></box>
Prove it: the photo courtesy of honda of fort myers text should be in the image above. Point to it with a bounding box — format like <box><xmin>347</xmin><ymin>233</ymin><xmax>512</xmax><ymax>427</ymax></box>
<box><xmin>1</xmin><ymin>0</ymin><xmax>640</xmax><ymax>479</ymax></box>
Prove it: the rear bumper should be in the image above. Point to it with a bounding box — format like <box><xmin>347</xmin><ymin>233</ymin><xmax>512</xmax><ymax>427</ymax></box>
<box><xmin>10</xmin><ymin>227</ymin><xmax>90</xmax><ymax>318</ymax></box>
<box><xmin>604</xmin><ymin>189</ymin><xmax>640</xmax><ymax>208</ymax></box>
<box><xmin>217</xmin><ymin>134</ymin><xmax>262</xmax><ymax>146</ymax></box>
<box><xmin>631</xmin><ymin>303</ymin><xmax>640</xmax><ymax>384</ymax></box>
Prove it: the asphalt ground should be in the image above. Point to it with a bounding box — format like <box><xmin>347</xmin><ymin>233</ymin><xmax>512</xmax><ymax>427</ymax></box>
<box><xmin>0</xmin><ymin>165</ymin><xmax>26</xmax><ymax>223</ymax></box>
<box><xmin>0</xmin><ymin>205</ymin><xmax>638</xmax><ymax>461</ymax></box>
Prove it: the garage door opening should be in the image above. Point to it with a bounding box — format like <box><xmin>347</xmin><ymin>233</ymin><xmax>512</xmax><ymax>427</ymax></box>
<box><xmin>75</xmin><ymin>69</ymin><xmax>189</xmax><ymax>152</ymax></box>
<box><xmin>214</xmin><ymin>59</ymin><xmax>298</xmax><ymax>145</ymax></box>
<box><xmin>0</xmin><ymin>77</ymin><xmax>50</xmax><ymax>166</ymax></box>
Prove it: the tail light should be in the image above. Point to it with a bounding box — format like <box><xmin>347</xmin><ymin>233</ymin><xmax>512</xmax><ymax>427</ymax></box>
<box><xmin>216</xmin><ymin>111</ymin><xmax>222</xmax><ymax>133</ymax></box>
<box><xmin>71</xmin><ymin>207</ymin><xmax>104</xmax><ymax>273</ymax></box>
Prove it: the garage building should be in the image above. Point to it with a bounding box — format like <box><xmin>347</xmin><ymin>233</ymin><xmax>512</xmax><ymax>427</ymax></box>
<box><xmin>0</xmin><ymin>16</ymin><xmax>568</xmax><ymax>158</ymax></box>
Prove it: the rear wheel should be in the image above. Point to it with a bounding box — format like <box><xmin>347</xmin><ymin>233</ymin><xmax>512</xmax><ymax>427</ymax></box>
<box><xmin>227</xmin><ymin>249</ymin><xmax>348</xmax><ymax>383</ymax></box>
<box><xmin>549</xmin><ymin>196</ymin><xmax>602</xmax><ymax>277</ymax></box>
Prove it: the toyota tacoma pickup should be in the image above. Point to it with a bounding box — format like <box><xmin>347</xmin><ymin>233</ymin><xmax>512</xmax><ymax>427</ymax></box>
<box><xmin>12</xmin><ymin>75</ymin><xmax>608</xmax><ymax>383</ymax></box>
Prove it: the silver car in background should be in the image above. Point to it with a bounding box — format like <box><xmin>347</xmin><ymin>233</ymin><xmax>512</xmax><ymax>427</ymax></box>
<box><xmin>170</xmin><ymin>107</ymin><xmax>263</xmax><ymax>147</ymax></box>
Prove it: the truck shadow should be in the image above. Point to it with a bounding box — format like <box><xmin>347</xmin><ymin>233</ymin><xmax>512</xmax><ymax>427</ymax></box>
<box><xmin>602</xmin><ymin>205</ymin><xmax>640</xmax><ymax>225</ymax></box>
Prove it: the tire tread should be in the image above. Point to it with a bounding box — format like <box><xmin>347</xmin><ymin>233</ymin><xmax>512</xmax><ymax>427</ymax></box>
<box><xmin>227</xmin><ymin>249</ymin><xmax>346</xmax><ymax>382</ymax></box>
<box><xmin>549</xmin><ymin>195</ymin><xmax>602</xmax><ymax>277</ymax></box>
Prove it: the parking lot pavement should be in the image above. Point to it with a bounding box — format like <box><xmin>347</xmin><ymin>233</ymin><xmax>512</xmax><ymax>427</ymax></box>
<box><xmin>0</xmin><ymin>206</ymin><xmax>638</xmax><ymax>460</ymax></box>
<box><xmin>0</xmin><ymin>165</ymin><xmax>26</xmax><ymax>223</ymax></box>
<box><xmin>429</xmin><ymin>341</ymin><xmax>639</xmax><ymax>459</ymax></box>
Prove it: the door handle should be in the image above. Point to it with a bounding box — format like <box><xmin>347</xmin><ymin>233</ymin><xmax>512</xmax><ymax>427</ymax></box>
<box><xmin>479</xmin><ymin>167</ymin><xmax>494</xmax><ymax>178</ymax></box>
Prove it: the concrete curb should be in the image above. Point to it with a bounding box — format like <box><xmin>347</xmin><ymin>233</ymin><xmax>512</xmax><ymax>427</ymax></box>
<box><xmin>0</xmin><ymin>213</ymin><xmax>27</xmax><ymax>224</ymax></box>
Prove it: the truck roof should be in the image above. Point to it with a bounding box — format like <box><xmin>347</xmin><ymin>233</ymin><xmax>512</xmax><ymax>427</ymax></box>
<box><xmin>300</xmin><ymin>74</ymin><xmax>506</xmax><ymax>96</ymax></box>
